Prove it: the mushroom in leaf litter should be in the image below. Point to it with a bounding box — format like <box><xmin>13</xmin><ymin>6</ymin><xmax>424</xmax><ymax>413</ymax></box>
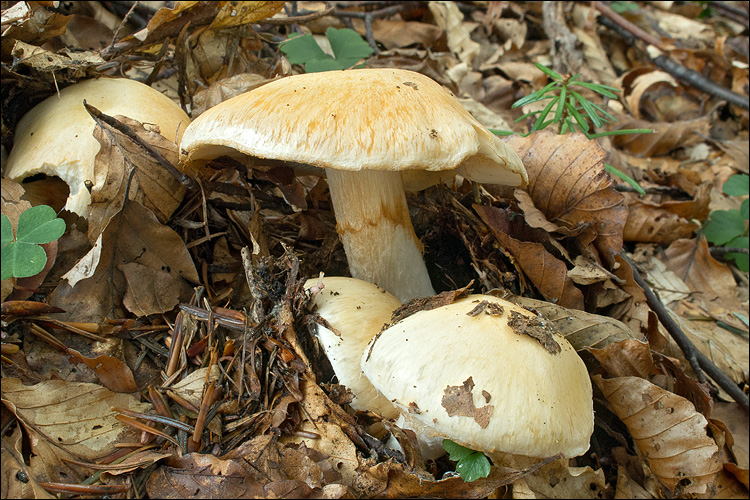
<box><xmin>179</xmin><ymin>68</ymin><xmax>527</xmax><ymax>302</ymax></box>
<box><xmin>5</xmin><ymin>78</ymin><xmax>191</xmax><ymax>218</ymax></box>
<box><xmin>305</xmin><ymin>276</ymin><xmax>400</xmax><ymax>420</ymax></box>
<box><xmin>361</xmin><ymin>294</ymin><xmax>594</xmax><ymax>464</ymax></box>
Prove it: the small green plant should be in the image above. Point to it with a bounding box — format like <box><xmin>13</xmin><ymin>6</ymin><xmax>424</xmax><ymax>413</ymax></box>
<box><xmin>442</xmin><ymin>439</ymin><xmax>491</xmax><ymax>482</ymax></box>
<box><xmin>702</xmin><ymin>173</ymin><xmax>749</xmax><ymax>272</ymax></box>
<box><xmin>491</xmin><ymin>63</ymin><xmax>652</xmax><ymax>194</ymax></box>
<box><xmin>610</xmin><ymin>1</ymin><xmax>639</xmax><ymax>13</ymax></box>
<box><xmin>1</xmin><ymin>205</ymin><xmax>65</xmax><ymax>281</ymax></box>
<box><xmin>280</xmin><ymin>27</ymin><xmax>373</xmax><ymax>73</ymax></box>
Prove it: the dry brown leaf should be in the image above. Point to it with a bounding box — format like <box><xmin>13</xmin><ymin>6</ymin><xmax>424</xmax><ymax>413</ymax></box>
<box><xmin>49</xmin><ymin>200</ymin><xmax>198</xmax><ymax>322</ymax></box>
<box><xmin>623</xmin><ymin>200</ymin><xmax>699</xmax><ymax>244</ymax></box>
<box><xmin>1</xmin><ymin>2</ymin><xmax>71</xmax><ymax>45</ymax></box>
<box><xmin>88</xmin><ymin>115</ymin><xmax>186</xmax><ymax>241</ymax></box>
<box><xmin>662</xmin><ymin>237</ymin><xmax>739</xmax><ymax>309</ymax></box>
<box><xmin>351</xmin><ymin>457</ymin><xmax>559</xmax><ymax>499</ymax></box>
<box><xmin>504</xmin><ymin>294</ymin><xmax>637</xmax><ymax>350</ymax></box>
<box><xmin>593</xmin><ymin>374</ymin><xmax>723</xmax><ymax>495</ymax></box>
<box><xmin>428</xmin><ymin>1</ymin><xmax>480</xmax><ymax>66</ymax></box>
<box><xmin>372</xmin><ymin>19</ymin><xmax>443</xmax><ymax>50</ymax></box>
<box><xmin>65</xmin><ymin>347</ymin><xmax>137</xmax><ymax>393</ymax></box>
<box><xmin>1</xmin><ymin>377</ymin><xmax>150</xmax><ymax>487</ymax></box>
<box><xmin>475</xmin><ymin>204</ymin><xmax>585</xmax><ymax>309</ymax></box>
<box><xmin>1</xmin><ymin>425</ymin><xmax>55</xmax><ymax>499</ymax></box>
<box><xmin>608</xmin><ymin>112</ymin><xmax>711</xmax><ymax>157</ymax></box>
<box><xmin>146</xmin><ymin>435</ymin><xmax>340</xmax><ymax>498</ymax></box>
<box><xmin>505</xmin><ymin>131</ymin><xmax>627</xmax><ymax>269</ymax></box>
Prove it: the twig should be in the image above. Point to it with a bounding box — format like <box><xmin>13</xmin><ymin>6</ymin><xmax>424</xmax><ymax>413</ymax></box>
<box><xmin>621</xmin><ymin>253</ymin><xmax>749</xmax><ymax>414</ymax></box>
<box><xmin>709</xmin><ymin>246</ymin><xmax>750</xmax><ymax>257</ymax></box>
<box><xmin>333</xmin><ymin>3</ymin><xmax>414</xmax><ymax>54</ymax></box>
<box><xmin>83</xmin><ymin>102</ymin><xmax>198</xmax><ymax>191</ymax></box>
<box><xmin>709</xmin><ymin>2</ymin><xmax>750</xmax><ymax>27</ymax></box>
<box><xmin>647</xmin><ymin>45</ymin><xmax>750</xmax><ymax>110</ymax></box>
<box><xmin>262</xmin><ymin>7</ymin><xmax>335</xmax><ymax>25</ymax></box>
<box><xmin>593</xmin><ymin>1</ymin><xmax>666</xmax><ymax>50</ymax></box>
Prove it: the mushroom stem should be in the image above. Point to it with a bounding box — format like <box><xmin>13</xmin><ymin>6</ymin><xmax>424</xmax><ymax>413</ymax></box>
<box><xmin>325</xmin><ymin>169</ymin><xmax>435</xmax><ymax>302</ymax></box>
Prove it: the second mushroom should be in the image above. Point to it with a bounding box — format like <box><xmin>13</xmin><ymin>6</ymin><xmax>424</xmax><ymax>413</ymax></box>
<box><xmin>179</xmin><ymin>68</ymin><xmax>527</xmax><ymax>302</ymax></box>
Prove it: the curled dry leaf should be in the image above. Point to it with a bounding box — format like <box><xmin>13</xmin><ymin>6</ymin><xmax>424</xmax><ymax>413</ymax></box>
<box><xmin>593</xmin><ymin>374</ymin><xmax>723</xmax><ymax>495</ymax></box>
<box><xmin>475</xmin><ymin>203</ymin><xmax>585</xmax><ymax>310</ymax></box>
<box><xmin>608</xmin><ymin>111</ymin><xmax>711</xmax><ymax>157</ymax></box>
<box><xmin>663</xmin><ymin>237</ymin><xmax>740</xmax><ymax>309</ymax></box>
<box><xmin>65</xmin><ymin>347</ymin><xmax>137</xmax><ymax>393</ymax></box>
<box><xmin>623</xmin><ymin>182</ymin><xmax>710</xmax><ymax>244</ymax></box>
<box><xmin>89</xmin><ymin>115</ymin><xmax>186</xmax><ymax>242</ymax></box>
<box><xmin>505</xmin><ymin>130</ymin><xmax>627</xmax><ymax>269</ymax></box>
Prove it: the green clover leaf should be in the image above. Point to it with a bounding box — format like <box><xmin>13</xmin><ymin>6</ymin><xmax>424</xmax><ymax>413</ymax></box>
<box><xmin>1</xmin><ymin>205</ymin><xmax>65</xmax><ymax>280</ymax></box>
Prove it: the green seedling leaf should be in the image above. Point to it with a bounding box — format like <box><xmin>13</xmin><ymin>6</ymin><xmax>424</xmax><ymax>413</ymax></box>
<box><xmin>566</xmin><ymin>99</ymin><xmax>590</xmax><ymax>132</ymax></box>
<box><xmin>1</xmin><ymin>214</ymin><xmax>11</xmax><ymax>247</ymax></box>
<box><xmin>570</xmin><ymin>90</ymin><xmax>603</xmax><ymax>128</ymax></box>
<box><xmin>606</xmin><ymin>163</ymin><xmax>646</xmax><ymax>195</ymax></box>
<box><xmin>2</xmin><ymin>241</ymin><xmax>47</xmax><ymax>280</ymax></box>
<box><xmin>570</xmin><ymin>81</ymin><xmax>619</xmax><ymax>99</ymax></box>
<box><xmin>16</xmin><ymin>205</ymin><xmax>66</xmax><ymax>245</ymax></box>
<box><xmin>535</xmin><ymin>62</ymin><xmax>563</xmax><ymax>81</ymax></box>
<box><xmin>703</xmin><ymin>210</ymin><xmax>747</xmax><ymax>246</ymax></box>
<box><xmin>280</xmin><ymin>33</ymin><xmax>330</xmax><ymax>65</ymax></box>
<box><xmin>724</xmin><ymin>235</ymin><xmax>749</xmax><ymax>272</ymax></box>
<box><xmin>722</xmin><ymin>174</ymin><xmax>749</xmax><ymax>197</ymax></box>
<box><xmin>1</xmin><ymin>205</ymin><xmax>65</xmax><ymax>281</ymax></box>
<box><xmin>512</xmin><ymin>83</ymin><xmax>557</xmax><ymax>108</ymax></box>
<box><xmin>554</xmin><ymin>85</ymin><xmax>566</xmax><ymax>123</ymax></box>
<box><xmin>326</xmin><ymin>27</ymin><xmax>373</xmax><ymax>61</ymax></box>
<box><xmin>741</xmin><ymin>198</ymin><xmax>749</xmax><ymax>220</ymax></box>
<box><xmin>280</xmin><ymin>28</ymin><xmax>372</xmax><ymax>73</ymax></box>
<box><xmin>442</xmin><ymin>439</ymin><xmax>491</xmax><ymax>482</ymax></box>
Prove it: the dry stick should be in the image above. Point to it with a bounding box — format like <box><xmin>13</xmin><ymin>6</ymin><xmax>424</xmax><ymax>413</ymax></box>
<box><xmin>648</xmin><ymin>45</ymin><xmax>750</xmax><ymax>110</ymax></box>
<box><xmin>621</xmin><ymin>253</ymin><xmax>750</xmax><ymax>414</ymax></box>
<box><xmin>83</xmin><ymin>102</ymin><xmax>199</xmax><ymax>191</ymax></box>
<box><xmin>261</xmin><ymin>7</ymin><xmax>335</xmax><ymax>25</ymax></box>
<box><xmin>710</xmin><ymin>246</ymin><xmax>750</xmax><ymax>257</ymax></box>
<box><xmin>334</xmin><ymin>3</ymin><xmax>414</xmax><ymax>54</ymax></box>
<box><xmin>593</xmin><ymin>1</ymin><xmax>750</xmax><ymax>111</ymax></box>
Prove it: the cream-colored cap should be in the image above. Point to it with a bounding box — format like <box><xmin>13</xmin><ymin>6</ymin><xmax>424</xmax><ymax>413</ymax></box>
<box><xmin>5</xmin><ymin>78</ymin><xmax>191</xmax><ymax>217</ymax></box>
<box><xmin>179</xmin><ymin>68</ymin><xmax>527</xmax><ymax>186</ymax></box>
<box><xmin>306</xmin><ymin>277</ymin><xmax>400</xmax><ymax>419</ymax></box>
<box><xmin>361</xmin><ymin>294</ymin><xmax>594</xmax><ymax>459</ymax></box>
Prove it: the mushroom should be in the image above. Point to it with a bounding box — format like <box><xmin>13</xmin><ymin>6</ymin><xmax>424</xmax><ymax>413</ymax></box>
<box><xmin>305</xmin><ymin>276</ymin><xmax>400</xmax><ymax>420</ymax></box>
<box><xmin>360</xmin><ymin>294</ymin><xmax>594</xmax><ymax>463</ymax></box>
<box><xmin>5</xmin><ymin>78</ymin><xmax>191</xmax><ymax>217</ymax></box>
<box><xmin>179</xmin><ymin>69</ymin><xmax>527</xmax><ymax>302</ymax></box>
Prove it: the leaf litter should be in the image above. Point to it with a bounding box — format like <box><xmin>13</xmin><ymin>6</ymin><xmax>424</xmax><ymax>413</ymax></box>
<box><xmin>1</xmin><ymin>1</ymin><xmax>748</xmax><ymax>498</ymax></box>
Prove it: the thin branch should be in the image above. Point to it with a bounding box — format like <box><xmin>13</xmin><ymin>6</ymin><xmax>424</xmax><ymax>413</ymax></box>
<box><xmin>594</xmin><ymin>1</ymin><xmax>750</xmax><ymax>110</ymax></box>
<box><xmin>261</xmin><ymin>7</ymin><xmax>335</xmax><ymax>25</ymax></box>
<box><xmin>621</xmin><ymin>253</ymin><xmax>749</xmax><ymax>414</ymax></box>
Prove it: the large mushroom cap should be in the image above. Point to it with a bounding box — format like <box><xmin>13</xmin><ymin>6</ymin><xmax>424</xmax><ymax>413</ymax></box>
<box><xmin>361</xmin><ymin>294</ymin><xmax>594</xmax><ymax>459</ymax></box>
<box><xmin>5</xmin><ymin>78</ymin><xmax>191</xmax><ymax>217</ymax></box>
<box><xmin>179</xmin><ymin>68</ymin><xmax>526</xmax><ymax>186</ymax></box>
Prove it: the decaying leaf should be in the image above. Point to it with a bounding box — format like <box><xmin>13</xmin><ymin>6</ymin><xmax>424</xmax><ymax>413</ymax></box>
<box><xmin>1</xmin><ymin>378</ymin><xmax>151</xmax><ymax>484</ymax></box>
<box><xmin>475</xmin><ymin>203</ymin><xmax>585</xmax><ymax>309</ymax></box>
<box><xmin>441</xmin><ymin>376</ymin><xmax>495</xmax><ymax>429</ymax></box>
<box><xmin>88</xmin><ymin>114</ymin><xmax>186</xmax><ymax>240</ymax></box>
<box><xmin>593</xmin><ymin>374</ymin><xmax>723</xmax><ymax>495</ymax></box>
<box><xmin>50</xmin><ymin>200</ymin><xmax>198</xmax><ymax>322</ymax></box>
<box><xmin>506</xmin><ymin>130</ymin><xmax>627</xmax><ymax>269</ymax></box>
